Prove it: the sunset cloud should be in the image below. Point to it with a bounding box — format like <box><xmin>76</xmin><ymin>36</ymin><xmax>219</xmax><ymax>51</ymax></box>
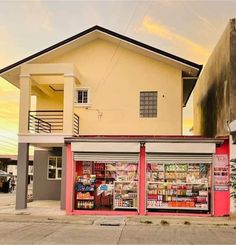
<box><xmin>141</xmin><ymin>16</ymin><xmax>210</xmax><ymax>63</ymax></box>
<box><xmin>0</xmin><ymin>78</ymin><xmax>19</xmax><ymax>154</ymax></box>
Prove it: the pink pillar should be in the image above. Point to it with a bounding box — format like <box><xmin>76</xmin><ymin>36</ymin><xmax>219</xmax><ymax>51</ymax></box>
<box><xmin>66</xmin><ymin>144</ymin><xmax>73</xmax><ymax>214</ymax></box>
<box><xmin>139</xmin><ymin>143</ymin><xmax>146</xmax><ymax>215</ymax></box>
<box><xmin>214</xmin><ymin>138</ymin><xmax>230</xmax><ymax>216</ymax></box>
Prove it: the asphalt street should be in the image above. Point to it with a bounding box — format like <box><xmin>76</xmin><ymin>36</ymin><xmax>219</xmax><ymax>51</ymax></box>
<box><xmin>0</xmin><ymin>221</ymin><xmax>235</xmax><ymax>245</ymax></box>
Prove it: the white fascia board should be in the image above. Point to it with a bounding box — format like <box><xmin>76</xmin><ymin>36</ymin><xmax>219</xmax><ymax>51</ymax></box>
<box><xmin>18</xmin><ymin>134</ymin><xmax>71</xmax><ymax>144</ymax></box>
<box><xmin>146</xmin><ymin>142</ymin><xmax>216</xmax><ymax>154</ymax></box>
<box><xmin>71</xmin><ymin>142</ymin><xmax>140</xmax><ymax>153</ymax></box>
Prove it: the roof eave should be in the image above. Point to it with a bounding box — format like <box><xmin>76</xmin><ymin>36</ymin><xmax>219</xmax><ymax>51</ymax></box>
<box><xmin>0</xmin><ymin>25</ymin><xmax>202</xmax><ymax>77</ymax></box>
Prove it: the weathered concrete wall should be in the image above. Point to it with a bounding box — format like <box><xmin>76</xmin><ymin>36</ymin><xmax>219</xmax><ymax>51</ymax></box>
<box><xmin>33</xmin><ymin>148</ymin><xmax>61</xmax><ymax>200</ymax></box>
<box><xmin>230</xmin><ymin>21</ymin><xmax>236</xmax><ymax>121</ymax></box>
<box><xmin>193</xmin><ymin>20</ymin><xmax>235</xmax><ymax>137</ymax></box>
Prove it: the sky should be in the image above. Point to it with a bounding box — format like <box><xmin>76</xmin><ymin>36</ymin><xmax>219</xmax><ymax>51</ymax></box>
<box><xmin>0</xmin><ymin>0</ymin><xmax>235</xmax><ymax>155</ymax></box>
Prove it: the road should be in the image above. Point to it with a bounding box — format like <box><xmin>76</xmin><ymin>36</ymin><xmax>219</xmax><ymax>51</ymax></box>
<box><xmin>0</xmin><ymin>222</ymin><xmax>235</xmax><ymax>245</ymax></box>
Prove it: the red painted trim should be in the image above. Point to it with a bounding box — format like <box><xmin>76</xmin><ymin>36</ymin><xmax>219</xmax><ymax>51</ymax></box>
<box><xmin>66</xmin><ymin>144</ymin><xmax>73</xmax><ymax>214</ymax></box>
<box><xmin>69</xmin><ymin>135</ymin><xmax>223</xmax><ymax>139</ymax></box>
<box><xmin>71</xmin><ymin>210</ymin><xmax>138</xmax><ymax>216</ymax></box>
<box><xmin>139</xmin><ymin>145</ymin><xmax>146</xmax><ymax>215</ymax></box>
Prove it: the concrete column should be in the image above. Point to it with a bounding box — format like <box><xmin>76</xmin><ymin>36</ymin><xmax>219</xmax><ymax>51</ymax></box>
<box><xmin>139</xmin><ymin>143</ymin><xmax>146</xmax><ymax>215</ymax></box>
<box><xmin>66</xmin><ymin>144</ymin><xmax>73</xmax><ymax>214</ymax></box>
<box><xmin>60</xmin><ymin>145</ymin><xmax>67</xmax><ymax>209</ymax></box>
<box><xmin>63</xmin><ymin>76</ymin><xmax>75</xmax><ymax>134</ymax></box>
<box><xmin>16</xmin><ymin>143</ymin><xmax>29</xmax><ymax>209</ymax></box>
<box><xmin>19</xmin><ymin>75</ymin><xmax>31</xmax><ymax>134</ymax></box>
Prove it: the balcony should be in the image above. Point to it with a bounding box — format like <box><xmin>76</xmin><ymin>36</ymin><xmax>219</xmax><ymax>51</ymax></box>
<box><xmin>28</xmin><ymin>110</ymin><xmax>79</xmax><ymax>136</ymax></box>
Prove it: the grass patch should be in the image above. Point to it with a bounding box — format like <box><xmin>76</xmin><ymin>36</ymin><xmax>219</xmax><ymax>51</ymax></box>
<box><xmin>160</xmin><ymin>220</ymin><xmax>169</xmax><ymax>226</ymax></box>
<box><xmin>184</xmin><ymin>221</ymin><xmax>191</xmax><ymax>225</ymax></box>
<box><xmin>216</xmin><ymin>223</ymin><xmax>229</xmax><ymax>227</ymax></box>
<box><xmin>140</xmin><ymin>220</ymin><xmax>153</xmax><ymax>224</ymax></box>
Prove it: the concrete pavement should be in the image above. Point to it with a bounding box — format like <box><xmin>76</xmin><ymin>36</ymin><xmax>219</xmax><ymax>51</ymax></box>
<box><xmin>1</xmin><ymin>191</ymin><xmax>236</xmax><ymax>244</ymax></box>
<box><xmin>0</xmin><ymin>221</ymin><xmax>235</xmax><ymax>245</ymax></box>
<box><xmin>1</xmin><ymin>191</ymin><xmax>236</xmax><ymax>228</ymax></box>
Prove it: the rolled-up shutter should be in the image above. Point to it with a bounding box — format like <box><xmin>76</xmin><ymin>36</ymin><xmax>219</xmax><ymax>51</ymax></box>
<box><xmin>74</xmin><ymin>152</ymin><xmax>139</xmax><ymax>162</ymax></box>
<box><xmin>147</xmin><ymin>153</ymin><xmax>213</xmax><ymax>164</ymax></box>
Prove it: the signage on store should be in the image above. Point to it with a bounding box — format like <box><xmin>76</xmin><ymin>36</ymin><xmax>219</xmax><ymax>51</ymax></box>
<box><xmin>214</xmin><ymin>154</ymin><xmax>229</xmax><ymax>191</ymax></box>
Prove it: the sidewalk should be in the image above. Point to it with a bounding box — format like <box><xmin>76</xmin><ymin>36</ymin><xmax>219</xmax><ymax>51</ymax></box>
<box><xmin>1</xmin><ymin>192</ymin><xmax>236</xmax><ymax>227</ymax></box>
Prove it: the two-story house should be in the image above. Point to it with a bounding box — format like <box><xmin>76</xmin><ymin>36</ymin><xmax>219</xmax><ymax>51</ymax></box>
<box><xmin>0</xmin><ymin>26</ymin><xmax>228</xmax><ymax>216</ymax></box>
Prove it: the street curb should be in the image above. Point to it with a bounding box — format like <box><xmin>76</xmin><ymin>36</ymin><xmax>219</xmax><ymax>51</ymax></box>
<box><xmin>0</xmin><ymin>214</ymin><xmax>236</xmax><ymax>227</ymax></box>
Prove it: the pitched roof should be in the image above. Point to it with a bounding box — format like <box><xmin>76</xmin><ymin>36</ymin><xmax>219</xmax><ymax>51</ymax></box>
<box><xmin>0</xmin><ymin>25</ymin><xmax>202</xmax><ymax>75</ymax></box>
<box><xmin>0</xmin><ymin>25</ymin><xmax>202</xmax><ymax>106</ymax></box>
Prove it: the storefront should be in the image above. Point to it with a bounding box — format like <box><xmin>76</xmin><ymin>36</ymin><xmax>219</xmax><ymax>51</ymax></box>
<box><xmin>65</xmin><ymin>137</ymin><xmax>230</xmax><ymax>216</ymax></box>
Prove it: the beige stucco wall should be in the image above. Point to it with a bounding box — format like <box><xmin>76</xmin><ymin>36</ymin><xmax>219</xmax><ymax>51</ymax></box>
<box><xmin>37</xmin><ymin>92</ymin><xmax>63</xmax><ymax>110</ymax></box>
<box><xmin>36</xmin><ymin>38</ymin><xmax>183</xmax><ymax>135</ymax></box>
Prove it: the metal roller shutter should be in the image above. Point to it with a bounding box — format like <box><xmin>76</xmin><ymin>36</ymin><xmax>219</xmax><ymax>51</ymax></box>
<box><xmin>74</xmin><ymin>152</ymin><xmax>139</xmax><ymax>162</ymax></box>
<box><xmin>147</xmin><ymin>153</ymin><xmax>213</xmax><ymax>164</ymax></box>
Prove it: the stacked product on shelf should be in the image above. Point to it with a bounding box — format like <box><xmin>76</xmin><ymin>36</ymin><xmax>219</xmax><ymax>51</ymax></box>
<box><xmin>116</xmin><ymin>162</ymin><xmax>138</xmax><ymax>181</ymax></box>
<box><xmin>114</xmin><ymin>181</ymin><xmax>138</xmax><ymax>209</ymax></box>
<box><xmin>147</xmin><ymin>163</ymin><xmax>164</xmax><ymax>182</ymax></box>
<box><xmin>94</xmin><ymin>162</ymin><xmax>105</xmax><ymax>179</ymax></box>
<box><xmin>76</xmin><ymin>175</ymin><xmax>96</xmax><ymax>209</ymax></box>
<box><xmin>146</xmin><ymin>163</ymin><xmax>209</xmax><ymax>211</ymax></box>
<box><xmin>94</xmin><ymin>162</ymin><xmax>116</xmax><ymax>181</ymax></box>
<box><xmin>113</xmin><ymin>162</ymin><xmax>139</xmax><ymax>210</ymax></box>
<box><xmin>105</xmin><ymin>163</ymin><xmax>117</xmax><ymax>179</ymax></box>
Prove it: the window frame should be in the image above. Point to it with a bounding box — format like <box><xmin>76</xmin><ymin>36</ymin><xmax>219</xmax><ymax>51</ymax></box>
<box><xmin>47</xmin><ymin>156</ymin><xmax>62</xmax><ymax>180</ymax></box>
<box><xmin>139</xmin><ymin>91</ymin><xmax>158</xmax><ymax>118</ymax></box>
<box><xmin>75</xmin><ymin>87</ymin><xmax>91</xmax><ymax>107</ymax></box>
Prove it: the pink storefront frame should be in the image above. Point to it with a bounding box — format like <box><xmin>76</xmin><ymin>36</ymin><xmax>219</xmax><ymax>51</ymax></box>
<box><xmin>65</xmin><ymin>138</ymin><xmax>230</xmax><ymax>216</ymax></box>
<box><xmin>65</xmin><ymin>143</ymin><xmax>145</xmax><ymax>215</ymax></box>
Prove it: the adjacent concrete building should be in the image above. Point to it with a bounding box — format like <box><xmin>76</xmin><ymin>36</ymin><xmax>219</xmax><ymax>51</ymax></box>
<box><xmin>194</xmin><ymin>18</ymin><xmax>236</xmax><ymax>138</ymax></box>
<box><xmin>193</xmin><ymin>18</ymin><xmax>236</xmax><ymax>212</ymax></box>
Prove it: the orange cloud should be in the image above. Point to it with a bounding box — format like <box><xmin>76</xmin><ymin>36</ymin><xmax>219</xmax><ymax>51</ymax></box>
<box><xmin>141</xmin><ymin>16</ymin><xmax>210</xmax><ymax>63</ymax></box>
<box><xmin>0</xmin><ymin>78</ymin><xmax>19</xmax><ymax>154</ymax></box>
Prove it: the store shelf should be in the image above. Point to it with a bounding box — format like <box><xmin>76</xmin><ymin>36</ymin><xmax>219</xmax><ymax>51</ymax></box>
<box><xmin>119</xmin><ymin>196</ymin><xmax>137</xmax><ymax>199</ymax></box>
<box><xmin>113</xmin><ymin>207</ymin><xmax>138</xmax><ymax>210</ymax></box>
<box><xmin>77</xmin><ymin>198</ymin><xmax>95</xmax><ymax>200</ymax></box>
<box><xmin>115</xmin><ymin>181</ymin><xmax>138</xmax><ymax>183</ymax></box>
<box><xmin>96</xmin><ymin>177</ymin><xmax>115</xmax><ymax>180</ymax></box>
<box><xmin>76</xmin><ymin>175</ymin><xmax>96</xmax><ymax>210</ymax></box>
<box><xmin>147</xmin><ymin>207</ymin><xmax>208</xmax><ymax>211</ymax></box>
<box><xmin>147</xmin><ymin>181</ymin><xmax>208</xmax><ymax>185</ymax></box>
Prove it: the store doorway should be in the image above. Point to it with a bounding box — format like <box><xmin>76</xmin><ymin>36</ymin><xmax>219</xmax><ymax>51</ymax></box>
<box><xmin>74</xmin><ymin>161</ymin><xmax>139</xmax><ymax>211</ymax></box>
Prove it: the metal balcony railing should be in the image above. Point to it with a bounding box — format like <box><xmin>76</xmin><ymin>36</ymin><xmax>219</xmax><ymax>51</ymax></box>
<box><xmin>28</xmin><ymin>110</ymin><xmax>79</xmax><ymax>136</ymax></box>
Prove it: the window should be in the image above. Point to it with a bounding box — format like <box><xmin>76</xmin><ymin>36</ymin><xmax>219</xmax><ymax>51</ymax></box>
<box><xmin>140</xmin><ymin>91</ymin><xmax>157</xmax><ymax>118</ymax></box>
<box><xmin>48</xmin><ymin>156</ymin><xmax>62</xmax><ymax>180</ymax></box>
<box><xmin>75</xmin><ymin>88</ymin><xmax>90</xmax><ymax>105</ymax></box>
<box><xmin>78</xmin><ymin>90</ymin><xmax>88</xmax><ymax>103</ymax></box>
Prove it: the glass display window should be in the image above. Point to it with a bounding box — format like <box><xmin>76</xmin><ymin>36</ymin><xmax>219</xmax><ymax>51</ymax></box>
<box><xmin>146</xmin><ymin>162</ymin><xmax>211</xmax><ymax>211</ymax></box>
<box><xmin>75</xmin><ymin>161</ymin><xmax>139</xmax><ymax>211</ymax></box>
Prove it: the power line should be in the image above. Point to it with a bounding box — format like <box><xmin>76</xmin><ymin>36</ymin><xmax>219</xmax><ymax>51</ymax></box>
<box><xmin>92</xmin><ymin>1</ymin><xmax>141</xmax><ymax>97</ymax></box>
